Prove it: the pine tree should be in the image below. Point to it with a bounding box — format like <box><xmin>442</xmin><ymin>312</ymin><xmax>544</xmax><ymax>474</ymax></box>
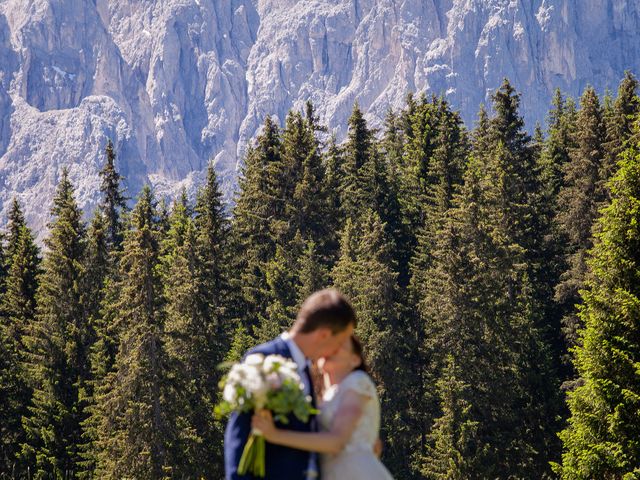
<box><xmin>99</xmin><ymin>140</ymin><xmax>128</xmax><ymax>251</ymax></box>
<box><xmin>90</xmin><ymin>186</ymin><xmax>184</xmax><ymax>478</ymax></box>
<box><xmin>555</xmin><ymin>86</ymin><xmax>606</xmax><ymax>356</ymax></box>
<box><xmin>555</xmin><ymin>138</ymin><xmax>640</xmax><ymax>479</ymax></box>
<box><xmin>21</xmin><ymin>168</ymin><xmax>89</xmax><ymax>478</ymax></box>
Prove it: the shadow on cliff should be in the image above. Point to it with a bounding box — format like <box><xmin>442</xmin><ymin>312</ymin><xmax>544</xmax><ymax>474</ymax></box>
<box><xmin>0</xmin><ymin>13</ymin><xmax>18</xmax><ymax>160</ymax></box>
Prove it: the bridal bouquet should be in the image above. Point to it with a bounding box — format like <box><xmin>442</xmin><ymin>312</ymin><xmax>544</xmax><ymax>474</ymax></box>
<box><xmin>216</xmin><ymin>353</ymin><xmax>317</xmax><ymax>477</ymax></box>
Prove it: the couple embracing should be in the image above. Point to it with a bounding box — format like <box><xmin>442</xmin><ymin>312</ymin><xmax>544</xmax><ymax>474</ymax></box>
<box><xmin>224</xmin><ymin>289</ymin><xmax>394</xmax><ymax>480</ymax></box>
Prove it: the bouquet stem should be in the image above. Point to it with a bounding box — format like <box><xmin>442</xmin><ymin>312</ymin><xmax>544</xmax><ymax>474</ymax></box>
<box><xmin>238</xmin><ymin>432</ymin><xmax>266</xmax><ymax>477</ymax></box>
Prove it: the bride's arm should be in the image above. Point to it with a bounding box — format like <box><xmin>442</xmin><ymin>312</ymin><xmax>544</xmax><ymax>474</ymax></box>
<box><xmin>252</xmin><ymin>390</ymin><xmax>365</xmax><ymax>455</ymax></box>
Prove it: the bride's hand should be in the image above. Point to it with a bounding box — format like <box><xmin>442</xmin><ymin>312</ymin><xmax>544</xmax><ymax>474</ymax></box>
<box><xmin>252</xmin><ymin>409</ymin><xmax>277</xmax><ymax>440</ymax></box>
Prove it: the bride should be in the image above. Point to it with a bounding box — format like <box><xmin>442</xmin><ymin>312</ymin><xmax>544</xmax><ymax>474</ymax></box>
<box><xmin>252</xmin><ymin>336</ymin><xmax>394</xmax><ymax>480</ymax></box>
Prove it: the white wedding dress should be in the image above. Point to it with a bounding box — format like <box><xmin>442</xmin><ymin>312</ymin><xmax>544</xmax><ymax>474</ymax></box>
<box><xmin>319</xmin><ymin>370</ymin><xmax>394</xmax><ymax>480</ymax></box>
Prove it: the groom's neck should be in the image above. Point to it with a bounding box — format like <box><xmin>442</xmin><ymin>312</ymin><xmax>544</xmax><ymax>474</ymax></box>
<box><xmin>288</xmin><ymin>330</ymin><xmax>310</xmax><ymax>359</ymax></box>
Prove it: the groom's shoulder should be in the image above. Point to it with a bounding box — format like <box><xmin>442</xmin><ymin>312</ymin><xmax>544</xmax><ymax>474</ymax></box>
<box><xmin>246</xmin><ymin>337</ymin><xmax>289</xmax><ymax>358</ymax></box>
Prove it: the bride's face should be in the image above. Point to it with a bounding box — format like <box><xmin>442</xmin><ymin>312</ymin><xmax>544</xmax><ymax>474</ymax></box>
<box><xmin>318</xmin><ymin>338</ymin><xmax>361</xmax><ymax>377</ymax></box>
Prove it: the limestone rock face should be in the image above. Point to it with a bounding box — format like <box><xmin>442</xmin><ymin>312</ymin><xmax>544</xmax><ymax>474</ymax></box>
<box><xmin>1</xmin><ymin>0</ymin><xmax>639</xmax><ymax>240</ymax></box>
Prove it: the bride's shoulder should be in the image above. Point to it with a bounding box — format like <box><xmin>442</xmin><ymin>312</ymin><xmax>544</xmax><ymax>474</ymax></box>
<box><xmin>341</xmin><ymin>370</ymin><xmax>377</xmax><ymax>397</ymax></box>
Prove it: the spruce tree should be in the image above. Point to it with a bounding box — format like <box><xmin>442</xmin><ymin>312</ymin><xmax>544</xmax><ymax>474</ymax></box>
<box><xmin>422</xmin><ymin>355</ymin><xmax>479</xmax><ymax>480</ymax></box>
<box><xmin>84</xmin><ymin>211</ymin><xmax>109</xmax><ymax>332</ymax></box>
<box><xmin>161</xmin><ymin>192</ymin><xmax>222</xmax><ymax>478</ymax></box>
<box><xmin>340</xmin><ymin>103</ymin><xmax>376</xmax><ymax>220</ymax></box>
<box><xmin>404</xmin><ymin>98</ymin><xmax>468</xmax><ymax>475</ymax></box>
<box><xmin>340</xmin><ymin>103</ymin><xmax>404</xmax><ymax>273</ymax></box>
<box><xmin>231</xmin><ymin>117</ymin><xmax>282</xmax><ymax>328</ymax></box>
<box><xmin>1</xmin><ymin>213</ymin><xmax>40</xmax><ymax>357</ymax></box>
<box><xmin>253</xmin><ymin>243</ymin><xmax>300</xmax><ymax>344</ymax></box>
<box><xmin>323</xmin><ymin>135</ymin><xmax>344</xmax><ymax>254</ymax></box>
<box><xmin>419</xmin><ymin>83</ymin><xmax>561</xmax><ymax>478</ymax></box>
<box><xmin>288</xmin><ymin>113</ymin><xmax>331</xmax><ymax>254</ymax></box>
<box><xmin>0</xmin><ymin>323</ymin><xmax>22</xmax><ymax>477</ymax></box>
<box><xmin>79</xmin><ymin>145</ymin><xmax>129</xmax><ymax>477</ymax></box>
<box><xmin>21</xmin><ymin>168</ymin><xmax>89</xmax><ymax>478</ymax></box>
<box><xmin>398</xmin><ymin>96</ymin><xmax>439</xmax><ymax>238</ymax></box>
<box><xmin>99</xmin><ymin>140</ymin><xmax>128</xmax><ymax>251</ymax></box>
<box><xmin>194</xmin><ymin>162</ymin><xmax>230</xmax><ymax>381</ymax></box>
<box><xmin>77</xmin><ymin>211</ymin><xmax>112</xmax><ymax>479</ymax></box>
<box><xmin>295</xmin><ymin>240</ymin><xmax>329</xmax><ymax>305</ymax></box>
<box><xmin>555</xmin><ymin>137</ymin><xmax>640</xmax><ymax>479</ymax></box>
<box><xmin>90</xmin><ymin>186</ymin><xmax>184</xmax><ymax>478</ymax></box>
<box><xmin>5</xmin><ymin>197</ymin><xmax>26</xmax><ymax>262</ymax></box>
<box><xmin>333</xmin><ymin>212</ymin><xmax>397</xmax><ymax>380</ymax></box>
<box><xmin>381</xmin><ymin>107</ymin><xmax>405</xmax><ymax>184</ymax></box>
<box><xmin>555</xmin><ymin>86</ymin><xmax>606</xmax><ymax>355</ymax></box>
<box><xmin>539</xmin><ymin>91</ymin><xmax>578</xmax><ymax>373</ymax></box>
<box><xmin>602</xmin><ymin>71</ymin><xmax>639</xmax><ymax>190</ymax></box>
<box><xmin>0</xmin><ymin>220</ymin><xmax>40</xmax><ymax>474</ymax></box>
<box><xmin>408</xmin><ymin>98</ymin><xmax>467</xmax><ymax>290</ymax></box>
<box><xmin>331</xmin><ymin>212</ymin><xmax>406</xmax><ymax>472</ymax></box>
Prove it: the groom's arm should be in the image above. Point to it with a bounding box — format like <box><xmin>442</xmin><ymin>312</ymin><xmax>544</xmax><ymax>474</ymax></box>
<box><xmin>224</xmin><ymin>410</ymin><xmax>252</xmax><ymax>480</ymax></box>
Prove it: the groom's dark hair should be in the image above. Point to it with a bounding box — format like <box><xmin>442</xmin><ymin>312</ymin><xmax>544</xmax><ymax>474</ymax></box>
<box><xmin>294</xmin><ymin>289</ymin><xmax>356</xmax><ymax>334</ymax></box>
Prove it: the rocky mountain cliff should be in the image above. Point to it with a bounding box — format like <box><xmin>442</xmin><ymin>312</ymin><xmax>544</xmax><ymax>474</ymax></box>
<box><xmin>1</xmin><ymin>0</ymin><xmax>639</xmax><ymax>240</ymax></box>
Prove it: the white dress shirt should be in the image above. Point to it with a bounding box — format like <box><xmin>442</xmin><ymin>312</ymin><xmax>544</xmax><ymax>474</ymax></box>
<box><xmin>281</xmin><ymin>332</ymin><xmax>311</xmax><ymax>396</ymax></box>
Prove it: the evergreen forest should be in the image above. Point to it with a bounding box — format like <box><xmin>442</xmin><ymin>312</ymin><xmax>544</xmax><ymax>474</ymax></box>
<box><xmin>1</xmin><ymin>74</ymin><xmax>640</xmax><ymax>479</ymax></box>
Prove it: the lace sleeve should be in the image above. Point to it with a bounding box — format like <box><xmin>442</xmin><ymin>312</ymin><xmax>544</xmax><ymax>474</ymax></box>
<box><xmin>342</xmin><ymin>371</ymin><xmax>376</xmax><ymax>398</ymax></box>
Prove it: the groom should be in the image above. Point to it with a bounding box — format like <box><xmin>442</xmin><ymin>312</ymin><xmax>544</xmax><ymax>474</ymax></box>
<box><xmin>224</xmin><ymin>289</ymin><xmax>356</xmax><ymax>480</ymax></box>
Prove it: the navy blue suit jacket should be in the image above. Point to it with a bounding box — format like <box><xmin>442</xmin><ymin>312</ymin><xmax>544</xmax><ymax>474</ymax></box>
<box><xmin>224</xmin><ymin>337</ymin><xmax>317</xmax><ymax>480</ymax></box>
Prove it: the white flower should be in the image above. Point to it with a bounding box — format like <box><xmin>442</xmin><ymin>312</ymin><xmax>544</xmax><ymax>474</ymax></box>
<box><xmin>239</xmin><ymin>365</ymin><xmax>268</xmax><ymax>408</ymax></box>
<box><xmin>245</xmin><ymin>353</ymin><xmax>265</xmax><ymax>367</ymax></box>
<box><xmin>263</xmin><ymin>354</ymin><xmax>287</xmax><ymax>373</ymax></box>
<box><xmin>223</xmin><ymin>383</ymin><xmax>238</xmax><ymax>404</ymax></box>
<box><xmin>227</xmin><ymin>363</ymin><xmax>247</xmax><ymax>384</ymax></box>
